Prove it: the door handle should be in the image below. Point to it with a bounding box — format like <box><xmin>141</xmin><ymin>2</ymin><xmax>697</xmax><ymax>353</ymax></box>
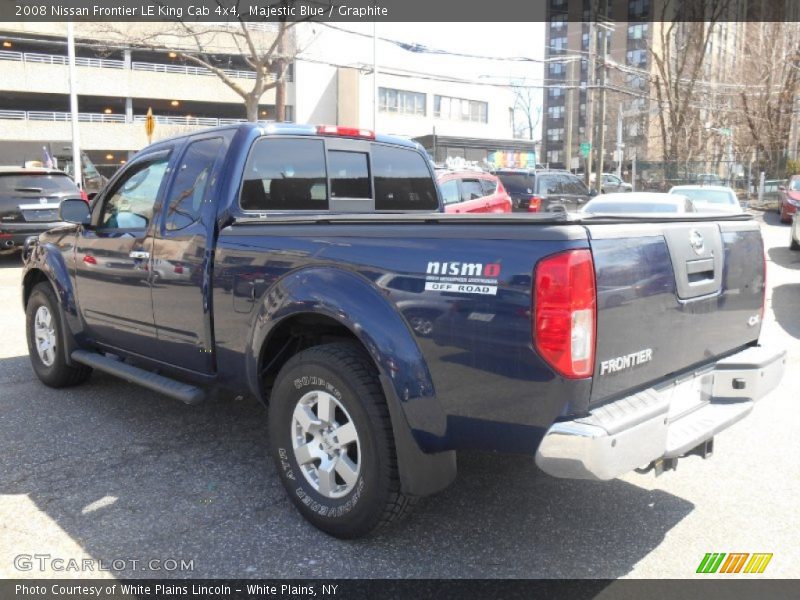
<box><xmin>129</xmin><ymin>250</ymin><xmax>150</xmax><ymax>260</ymax></box>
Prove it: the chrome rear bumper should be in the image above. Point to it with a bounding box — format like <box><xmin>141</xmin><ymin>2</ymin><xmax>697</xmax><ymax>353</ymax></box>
<box><xmin>535</xmin><ymin>345</ymin><xmax>787</xmax><ymax>480</ymax></box>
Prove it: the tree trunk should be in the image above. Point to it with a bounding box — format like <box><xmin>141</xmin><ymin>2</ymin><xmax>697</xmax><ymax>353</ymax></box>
<box><xmin>275</xmin><ymin>67</ymin><xmax>286</xmax><ymax>122</ymax></box>
<box><xmin>245</xmin><ymin>96</ymin><xmax>259</xmax><ymax>122</ymax></box>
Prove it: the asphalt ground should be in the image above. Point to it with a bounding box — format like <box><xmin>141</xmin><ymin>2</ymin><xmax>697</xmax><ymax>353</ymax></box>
<box><xmin>0</xmin><ymin>211</ymin><xmax>797</xmax><ymax>579</ymax></box>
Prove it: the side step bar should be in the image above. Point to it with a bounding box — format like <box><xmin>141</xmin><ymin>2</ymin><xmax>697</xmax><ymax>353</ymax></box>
<box><xmin>71</xmin><ymin>350</ymin><xmax>204</xmax><ymax>405</ymax></box>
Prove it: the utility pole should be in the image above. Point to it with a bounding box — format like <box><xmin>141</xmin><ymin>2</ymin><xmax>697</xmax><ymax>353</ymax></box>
<box><xmin>67</xmin><ymin>21</ymin><xmax>81</xmax><ymax>189</ymax></box>
<box><xmin>584</xmin><ymin>21</ymin><xmax>596</xmax><ymax>187</ymax></box>
<box><xmin>594</xmin><ymin>2</ymin><xmax>611</xmax><ymax>194</ymax></box>
<box><xmin>564</xmin><ymin>57</ymin><xmax>578</xmax><ymax>173</ymax></box>
<box><xmin>616</xmin><ymin>107</ymin><xmax>623</xmax><ymax>178</ymax></box>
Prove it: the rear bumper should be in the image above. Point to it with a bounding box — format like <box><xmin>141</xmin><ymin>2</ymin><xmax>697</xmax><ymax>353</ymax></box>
<box><xmin>0</xmin><ymin>222</ymin><xmax>63</xmax><ymax>247</ymax></box>
<box><xmin>535</xmin><ymin>345</ymin><xmax>787</xmax><ymax>480</ymax></box>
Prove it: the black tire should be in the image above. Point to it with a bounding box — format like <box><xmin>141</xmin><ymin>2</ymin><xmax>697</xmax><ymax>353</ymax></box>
<box><xmin>791</xmin><ymin>234</ymin><xmax>800</xmax><ymax>251</ymax></box>
<box><xmin>268</xmin><ymin>342</ymin><xmax>416</xmax><ymax>538</ymax></box>
<box><xmin>26</xmin><ymin>282</ymin><xmax>92</xmax><ymax>388</ymax></box>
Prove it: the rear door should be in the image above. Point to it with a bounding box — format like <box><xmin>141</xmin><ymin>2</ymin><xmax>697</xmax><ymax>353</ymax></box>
<box><xmin>149</xmin><ymin>134</ymin><xmax>230</xmax><ymax>373</ymax></box>
<box><xmin>479</xmin><ymin>176</ymin><xmax>509</xmax><ymax>212</ymax></box>
<box><xmin>588</xmin><ymin>220</ymin><xmax>764</xmax><ymax>405</ymax></box>
<box><xmin>458</xmin><ymin>178</ymin><xmax>491</xmax><ymax>213</ymax></box>
<box><xmin>560</xmin><ymin>174</ymin><xmax>591</xmax><ymax>212</ymax></box>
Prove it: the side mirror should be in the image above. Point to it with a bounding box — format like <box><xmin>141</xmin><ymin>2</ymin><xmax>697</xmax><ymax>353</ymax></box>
<box><xmin>589</xmin><ymin>188</ymin><xmax>599</xmax><ymax>197</ymax></box>
<box><xmin>59</xmin><ymin>198</ymin><xmax>91</xmax><ymax>225</ymax></box>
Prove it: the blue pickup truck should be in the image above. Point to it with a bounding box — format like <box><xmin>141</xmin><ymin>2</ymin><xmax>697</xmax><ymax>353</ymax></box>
<box><xmin>22</xmin><ymin>123</ymin><xmax>785</xmax><ymax>538</ymax></box>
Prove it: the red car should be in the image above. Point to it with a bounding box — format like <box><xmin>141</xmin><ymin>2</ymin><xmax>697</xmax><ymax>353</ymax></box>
<box><xmin>437</xmin><ymin>170</ymin><xmax>512</xmax><ymax>214</ymax></box>
<box><xmin>780</xmin><ymin>175</ymin><xmax>800</xmax><ymax>223</ymax></box>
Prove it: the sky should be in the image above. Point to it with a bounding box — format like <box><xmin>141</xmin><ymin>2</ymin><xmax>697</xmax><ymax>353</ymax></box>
<box><xmin>296</xmin><ymin>22</ymin><xmax>546</xmax><ymax>87</ymax></box>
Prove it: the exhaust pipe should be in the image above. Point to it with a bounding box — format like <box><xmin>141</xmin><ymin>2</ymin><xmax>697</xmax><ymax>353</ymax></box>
<box><xmin>2</xmin><ymin>240</ymin><xmax>14</xmax><ymax>248</ymax></box>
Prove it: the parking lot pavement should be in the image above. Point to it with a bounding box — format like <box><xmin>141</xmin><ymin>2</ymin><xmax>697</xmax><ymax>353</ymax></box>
<box><xmin>0</xmin><ymin>211</ymin><xmax>798</xmax><ymax>580</ymax></box>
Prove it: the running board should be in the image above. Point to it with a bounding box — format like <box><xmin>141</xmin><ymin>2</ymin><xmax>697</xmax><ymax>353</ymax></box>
<box><xmin>71</xmin><ymin>350</ymin><xmax>204</xmax><ymax>405</ymax></box>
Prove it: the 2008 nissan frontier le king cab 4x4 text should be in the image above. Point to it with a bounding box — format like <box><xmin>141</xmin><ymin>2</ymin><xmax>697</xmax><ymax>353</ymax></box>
<box><xmin>22</xmin><ymin>123</ymin><xmax>786</xmax><ymax>538</ymax></box>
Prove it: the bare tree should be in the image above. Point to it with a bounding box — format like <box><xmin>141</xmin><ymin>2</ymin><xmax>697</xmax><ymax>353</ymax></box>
<box><xmin>97</xmin><ymin>1</ymin><xmax>319</xmax><ymax>121</ymax></box>
<box><xmin>647</xmin><ymin>0</ymin><xmax>733</xmax><ymax>173</ymax></box>
<box><xmin>511</xmin><ymin>82</ymin><xmax>542</xmax><ymax>140</ymax></box>
<box><xmin>736</xmin><ymin>22</ymin><xmax>800</xmax><ymax>176</ymax></box>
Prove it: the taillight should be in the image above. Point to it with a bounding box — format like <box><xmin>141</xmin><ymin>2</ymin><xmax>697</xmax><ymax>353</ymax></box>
<box><xmin>533</xmin><ymin>249</ymin><xmax>596</xmax><ymax>378</ymax></box>
<box><xmin>527</xmin><ymin>196</ymin><xmax>543</xmax><ymax>212</ymax></box>
<box><xmin>80</xmin><ymin>189</ymin><xmax>89</xmax><ymax>202</ymax></box>
<box><xmin>174</xmin><ymin>263</ymin><xmax>184</xmax><ymax>274</ymax></box>
<box><xmin>316</xmin><ymin>125</ymin><xmax>375</xmax><ymax>139</ymax></box>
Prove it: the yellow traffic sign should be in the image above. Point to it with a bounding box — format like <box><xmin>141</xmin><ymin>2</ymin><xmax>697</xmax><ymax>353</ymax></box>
<box><xmin>145</xmin><ymin>107</ymin><xmax>155</xmax><ymax>143</ymax></box>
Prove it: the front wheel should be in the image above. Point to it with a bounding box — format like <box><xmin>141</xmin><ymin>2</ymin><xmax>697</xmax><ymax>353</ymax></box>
<box><xmin>268</xmin><ymin>342</ymin><xmax>416</xmax><ymax>538</ymax></box>
<box><xmin>26</xmin><ymin>282</ymin><xmax>92</xmax><ymax>388</ymax></box>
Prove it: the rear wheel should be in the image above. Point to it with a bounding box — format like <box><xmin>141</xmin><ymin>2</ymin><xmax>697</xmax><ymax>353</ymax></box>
<box><xmin>25</xmin><ymin>283</ymin><xmax>92</xmax><ymax>388</ymax></box>
<box><xmin>791</xmin><ymin>226</ymin><xmax>800</xmax><ymax>251</ymax></box>
<box><xmin>268</xmin><ymin>342</ymin><xmax>416</xmax><ymax>538</ymax></box>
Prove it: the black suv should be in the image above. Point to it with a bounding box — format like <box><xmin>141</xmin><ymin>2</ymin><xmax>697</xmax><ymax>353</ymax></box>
<box><xmin>491</xmin><ymin>168</ymin><xmax>596</xmax><ymax>212</ymax></box>
<box><xmin>0</xmin><ymin>167</ymin><xmax>83</xmax><ymax>254</ymax></box>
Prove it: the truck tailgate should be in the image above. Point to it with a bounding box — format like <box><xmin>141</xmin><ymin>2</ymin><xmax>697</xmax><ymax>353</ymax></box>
<box><xmin>587</xmin><ymin>220</ymin><xmax>765</xmax><ymax>404</ymax></box>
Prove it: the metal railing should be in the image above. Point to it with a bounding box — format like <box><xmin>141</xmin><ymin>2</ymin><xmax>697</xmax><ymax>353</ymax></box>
<box><xmin>0</xmin><ymin>49</ymin><xmax>293</xmax><ymax>81</ymax></box>
<box><xmin>0</xmin><ymin>110</ymin><xmax>273</xmax><ymax>128</ymax></box>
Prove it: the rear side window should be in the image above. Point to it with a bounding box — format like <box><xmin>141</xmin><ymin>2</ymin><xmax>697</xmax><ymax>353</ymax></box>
<box><xmin>371</xmin><ymin>145</ymin><xmax>438</xmax><ymax>210</ymax></box>
<box><xmin>440</xmin><ymin>179</ymin><xmax>460</xmax><ymax>205</ymax></box>
<box><xmin>0</xmin><ymin>173</ymin><xmax>78</xmax><ymax>194</ymax></box>
<box><xmin>561</xmin><ymin>175</ymin><xmax>589</xmax><ymax>195</ymax></box>
<box><xmin>460</xmin><ymin>179</ymin><xmax>484</xmax><ymax>201</ymax></box>
<box><xmin>538</xmin><ymin>175</ymin><xmax>561</xmax><ymax>194</ymax></box>
<box><xmin>164</xmin><ymin>137</ymin><xmax>224</xmax><ymax>230</ymax></box>
<box><xmin>329</xmin><ymin>151</ymin><xmax>370</xmax><ymax>199</ymax></box>
<box><xmin>240</xmin><ymin>138</ymin><xmax>327</xmax><ymax>211</ymax></box>
<box><xmin>480</xmin><ymin>178</ymin><xmax>497</xmax><ymax>195</ymax></box>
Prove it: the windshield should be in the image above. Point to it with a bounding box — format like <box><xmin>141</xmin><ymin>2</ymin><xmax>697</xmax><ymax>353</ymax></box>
<box><xmin>585</xmin><ymin>202</ymin><xmax>679</xmax><ymax>213</ymax></box>
<box><xmin>790</xmin><ymin>179</ymin><xmax>800</xmax><ymax>191</ymax></box>
<box><xmin>673</xmin><ymin>188</ymin><xmax>736</xmax><ymax>205</ymax></box>
<box><xmin>0</xmin><ymin>173</ymin><xmax>78</xmax><ymax>194</ymax></box>
<box><xmin>494</xmin><ymin>172</ymin><xmax>534</xmax><ymax>194</ymax></box>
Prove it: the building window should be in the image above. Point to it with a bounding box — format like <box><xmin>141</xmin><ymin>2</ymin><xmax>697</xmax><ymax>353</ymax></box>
<box><xmin>547</xmin><ymin>150</ymin><xmax>562</xmax><ymax>165</ymax></box>
<box><xmin>582</xmin><ymin>32</ymin><xmax>590</xmax><ymax>50</ymax></box>
<box><xmin>547</xmin><ymin>128</ymin><xmax>564</xmax><ymax>142</ymax></box>
<box><xmin>547</xmin><ymin>87</ymin><xmax>564</xmax><ymax>100</ymax></box>
<box><xmin>627</xmin><ymin>49</ymin><xmax>648</xmax><ymax>67</ymax></box>
<box><xmin>628</xmin><ymin>23</ymin><xmax>649</xmax><ymax>40</ymax></box>
<box><xmin>434</xmin><ymin>95</ymin><xmax>488</xmax><ymax>123</ymax></box>
<box><xmin>550</xmin><ymin>0</ymin><xmax>566</xmax><ymax>8</ymax></box>
<box><xmin>547</xmin><ymin>105</ymin><xmax>565</xmax><ymax>119</ymax></box>
<box><xmin>550</xmin><ymin>15</ymin><xmax>567</xmax><ymax>31</ymax></box>
<box><xmin>379</xmin><ymin>87</ymin><xmax>426</xmax><ymax>116</ymax></box>
<box><xmin>629</xmin><ymin>0</ymin><xmax>651</xmax><ymax>18</ymax></box>
<box><xmin>551</xmin><ymin>36</ymin><xmax>568</xmax><ymax>54</ymax></box>
<box><xmin>548</xmin><ymin>62</ymin><xmax>565</xmax><ymax>76</ymax></box>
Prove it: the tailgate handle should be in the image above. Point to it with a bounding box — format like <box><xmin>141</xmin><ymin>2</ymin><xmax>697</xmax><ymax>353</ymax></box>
<box><xmin>686</xmin><ymin>258</ymin><xmax>714</xmax><ymax>283</ymax></box>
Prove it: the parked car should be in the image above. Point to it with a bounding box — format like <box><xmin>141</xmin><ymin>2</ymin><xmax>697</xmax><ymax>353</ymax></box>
<box><xmin>582</xmin><ymin>192</ymin><xmax>696</xmax><ymax>214</ymax></box>
<box><xmin>0</xmin><ymin>167</ymin><xmax>86</xmax><ymax>254</ymax></box>
<box><xmin>590</xmin><ymin>172</ymin><xmax>633</xmax><ymax>193</ymax></box>
<box><xmin>437</xmin><ymin>170</ymin><xmax>511</xmax><ymax>213</ymax></box>
<box><xmin>22</xmin><ymin>123</ymin><xmax>784</xmax><ymax>539</ymax></box>
<box><xmin>779</xmin><ymin>175</ymin><xmax>800</xmax><ymax>224</ymax></box>
<box><xmin>491</xmin><ymin>168</ymin><xmax>596</xmax><ymax>212</ymax></box>
<box><xmin>695</xmin><ymin>173</ymin><xmax>724</xmax><ymax>186</ymax></box>
<box><xmin>669</xmin><ymin>185</ymin><xmax>743</xmax><ymax>213</ymax></box>
<box><xmin>790</xmin><ymin>214</ymin><xmax>800</xmax><ymax>250</ymax></box>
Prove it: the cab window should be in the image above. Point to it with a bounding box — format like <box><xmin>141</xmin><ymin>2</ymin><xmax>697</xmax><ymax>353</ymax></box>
<box><xmin>240</xmin><ymin>138</ymin><xmax>327</xmax><ymax>211</ymax></box>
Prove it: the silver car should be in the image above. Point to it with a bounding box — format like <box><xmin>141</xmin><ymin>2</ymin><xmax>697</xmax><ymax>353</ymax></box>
<box><xmin>582</xmin><ymin>192</ymin><xmax>695</xmax><ymax>214</ymax></box>
<box><xmin>668</xmin><ymin>185</ymin><xmax>743</xmax><ymax>214</ymax></box>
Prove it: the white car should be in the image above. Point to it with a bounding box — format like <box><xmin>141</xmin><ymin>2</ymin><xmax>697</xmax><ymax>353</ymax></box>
<box><xmin>668</xmin><ymin>185</ymin><xmax>743</xmax><ymax>214</ymax></box>
<box><xmin>582</xmin><ymin>192</ymin><xmax>695</xmax><ymax>214</ymax></box>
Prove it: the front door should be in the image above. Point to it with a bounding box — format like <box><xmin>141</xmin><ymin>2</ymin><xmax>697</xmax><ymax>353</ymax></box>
<box><xmin>75</xmin><ymin>149</ymin><xmax>172</xmax><ymax>356</ymax></box>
